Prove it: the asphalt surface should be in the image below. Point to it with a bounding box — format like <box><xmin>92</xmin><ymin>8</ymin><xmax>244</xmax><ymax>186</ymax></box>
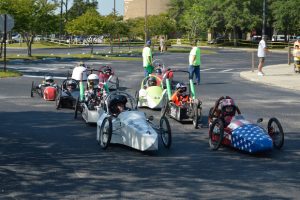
<box><xmin>1</xmin><ymin>48</ymin><xmax>300</xmax><ymax>199</ymax></box>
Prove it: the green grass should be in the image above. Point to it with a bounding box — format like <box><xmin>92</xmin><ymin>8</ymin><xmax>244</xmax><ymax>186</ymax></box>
<box><xmin>0</xmin><ymin>69</ymin><xmax>22</xmax><ymax>78</ymax></box>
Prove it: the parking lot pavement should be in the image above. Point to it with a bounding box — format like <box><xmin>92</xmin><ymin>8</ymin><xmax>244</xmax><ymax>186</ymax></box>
<box><xmin>240</xmin><ymin>64</ymin><xmax>300</xmax><ymax>91</ymax></box>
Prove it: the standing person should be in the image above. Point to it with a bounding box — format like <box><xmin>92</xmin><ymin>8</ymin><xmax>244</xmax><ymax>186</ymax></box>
<box><xmin>142</xmin><ymin>40</ymin><xmax>153</xmax><ymax>77</ymax></box>
<box><xmin>294</xmin><ymin>38</ymin><xmax>300</xmax><ymax>48</ymax></box>
<box><xmin>257</xmin><ymin>36</ymin><xmax>269</xmax><ymax>76</ymax></box>
<box><xmin>160</xmin><ymin>36</ymin><xmax>165</xmax><ymax>53</ymax></box>
<box><xmin>188</xmin><ymin>40</ymin><xmax>201</xmax><ymax>85</ymax></box>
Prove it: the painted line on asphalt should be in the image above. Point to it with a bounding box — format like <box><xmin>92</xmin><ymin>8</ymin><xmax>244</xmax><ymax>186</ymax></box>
<box><xmin>23</xmin><ymin>75</ymin><xmax>67</xmax><ymax>79</ymax></box>
<box><xmin>221</xmin><ymin>69</ymin><xmax>234</xmax><ymax>72</ymax></box>
<box><xmin>200</xmin><ymin>68</ymin><xmax>215</xmax><ymax>71</ymax></box>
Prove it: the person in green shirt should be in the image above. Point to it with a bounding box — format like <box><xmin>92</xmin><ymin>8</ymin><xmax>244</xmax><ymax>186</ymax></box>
<box><xmin>188</xmin><ymin>40</ymin><xmax>201</xmax><ymax>85</ymax></box>
<box><xmin>142</xmin><ymin>40</ymin><xmax>153</xmax><ymax>77</ymax></box>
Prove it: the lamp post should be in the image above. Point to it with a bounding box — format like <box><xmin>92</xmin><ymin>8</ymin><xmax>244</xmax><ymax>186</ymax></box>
<box><xmin>144</xmin><ymin>0</ymin><xmax>148</xmax><ymax>43</ymax></box>
<box><xmin>262</xmin><ymin>0</ymin><xmax>266</xmax><ymax>37</ymax></box>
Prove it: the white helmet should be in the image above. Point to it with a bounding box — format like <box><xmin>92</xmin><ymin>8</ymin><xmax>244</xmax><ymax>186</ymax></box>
<box><xmin>45</xmin><ymin>76</ymin><xmax>54</xmax><ymax>83</ymax></box>
<box><xmin>87</xmin><ymin>74</ymin><xmax>99</xmax><ymax>89</ymax></box>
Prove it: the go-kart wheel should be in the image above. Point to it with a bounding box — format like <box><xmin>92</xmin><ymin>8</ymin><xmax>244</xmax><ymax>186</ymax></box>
<box><xmin>160</xmin><ymin>95</ymin><xmax>169</xmax><ymax>117</ymax></box>
<box><xmin>192</xmin><ymin>99</ymin><xmax>200</xmax><ymax>129</ymax></box>
<box><xmin>100</xmin><ymin>117</ymin><xmax>112</xmax><ymax>149</ymax></box>
<box><xmin>74</xmin><ymin>97</ymin><xmax>80</xmax><ymax>119</ymax></box>
<box><xmin>209</xmin><ymin>119</ymin><xmax>224</xmax><ymax>150</ymax></box>
<box><xmin>116</xmin><ymin>77</ymin><xmax>119</xmax><ymax>90</ymax></box>
<box><xmin>55</xmin><ymin>92</ymin><xmax>61</xmax><ymax>110</ymax></box>
<box><xmin>160</xmin><ymin>116</ymin><xmax>172</xmax><ymax>148</ymax></box>
<box><xmin>267</xmin><ymin>117</ymin><xmax>284</xmax><ymax>149</ymax></box>
<box><xmin>30</xmin><ymin>81</ymin><xmax>34</xmax><ymax>97</ymax></box>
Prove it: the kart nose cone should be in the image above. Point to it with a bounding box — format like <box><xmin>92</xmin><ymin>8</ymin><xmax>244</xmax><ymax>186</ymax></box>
<box><xmin>232</xmin><ymin>124</ymin><xmax>273</xmax><ymax>153</ymax></box>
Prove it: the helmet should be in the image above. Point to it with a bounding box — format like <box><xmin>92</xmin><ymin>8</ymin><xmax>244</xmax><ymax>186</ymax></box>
<box><xmin>220</xmin><ymin>98</ymin><xmax>236</xmax><ymax>117</ymax></box>
<box><xmin>66</xmin><ymin>79</ymin><xmax>77</xmax><ymax>90</ymax></box>
<box><xmin>78</xmin><ymin>61</ymin><xmax>86</xmax><ymax>67</ymax></box>
<box><xmin>45</xmin><ymin>76</ymin><xmax>54</xmax><ymax>83</ymax></box>
<box><xmin>104</xmin><ymin>66</ymin><xmax>112</xmax><ymax>75</ymax></box>
<box><xmin>155</xmin><ymin>68</ymin><xmax>162</xmax><ymax>75</ymax></box>
<box><xmin>109</xmin><ymin>94</ymin><xmax>127</xmax><ymax>113</ymax></box>
<box><xmin>146</xmin><ymin>40</ymin><xmax>151</xmax><ymax>46</ymax></box>
<box><xmin>176</xmin><ymin>82</ymin><xmax>187</xmax><ymax>93</ymax></box>
<box><xmin>148</xmin><ymin>76</ymin><xmax>157</xmax><ymax>86</ymax></box>
<box><xmin>87</xmin><ymin>74</ymin><xmax>99</xmax><ymax>89</ymax></box>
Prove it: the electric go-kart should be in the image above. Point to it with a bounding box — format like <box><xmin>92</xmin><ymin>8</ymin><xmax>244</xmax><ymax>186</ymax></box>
<box><xmin>208</xmin><ymin>96</ymin><xmax>284</xmax><ymax>153</ymax></box>
<box><xmin>74</xmin><ymin>74</ymin><xmax>109</xmax><ymax>124</ymax></box>
<box><xmin>137</xmin><ymin>75</ymin><xmax>166</xmax><ymax>109</ymax></box>
<box><xmin>96</xmin><ymin>91</ymin><xmax>172</xmax><ymax>151</ymax></box>
<box><xmin>56</xmin><ymin>78</ymin><xmax>80</xmax><ymax>109</ymax></box>
<box><xmin>161</xmin><ymin>70</ymin><xmax>202</xmax><ymax>129</ymax></box>
<box><xmin>30</xmin><ymin>75</ymin><xmax>58</xmax><ymax>101</ymax></box>
<box><xmin>98</xmin><ymin>65</ymin><xmax>119</xmax><ymax>90</ymax></box>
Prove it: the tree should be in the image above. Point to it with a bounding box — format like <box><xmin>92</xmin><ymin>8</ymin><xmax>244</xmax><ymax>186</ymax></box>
<box><xmin>67</xmin><ymin>0</ymin><xmax>98</xmax><ymax>21</ymax></box>
<box><xmin>147</xmin><ymin>14</ymin><xmax>176</xmax><ymax>38</ymax></box>
<box><xmin>0</xmin><ymin>0</ymin><xmax>59</xmax><ymax>56</ymax></box>
<box><xmin>270</xmin><ymin>0</ymin><xmax>300</xmax><ymax>39</ymax></box>
<box><xmin>65</xmin><ymin>9</ymin><xmax>103</xmax><ymax>54</ymax></box>
<box><xmin>102</xmin><ymin>14</ymin><xmax>128</xmax><ymax>53</ymax></box>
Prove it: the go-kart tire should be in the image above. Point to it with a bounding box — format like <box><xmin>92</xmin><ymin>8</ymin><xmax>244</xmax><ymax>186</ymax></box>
<box><xmin>209</xmin><ymin>119</ymin><xmax>224</xmax><ymax>150</ymax></box>
<box><xmin>160</xmin><ymin>95</ymin><xmax>169</xmax><ymax>117</ymax></box>
<box><xmin>135</xmin><ymin>90</ymin><xmax>139</xmax><ymax>108</ymax></box>
<box><xmin>55</xmin><ymin>93</ymin><xmax>61</xmax><ymax>110</ymax></box>
<box><xmin>192</xmin><ymin>99</ymin><xmax>200</xmax><ymax>129</ymax></box>
<box><xmin>74</xmin><ymin>97</ymin><xmax>79</xmax><ymax>119</ymax></box>
<box><xmin>100</xmin><ymin>117</ymin><xmax>112</xmax><ymax>150</ymax></box>
<box><xmin>267</xmin><ymin>117</ymin><xmax>284</xmax><ymax>149</ymax></box>
<box><xmin>116</xmin><ymin>77</ymin><xmax>119</xmax><ymax>90</ymax></box>
<box><xmin>30</xmin><ymin>81</ymin><xmax>34</xmax><ymax>97</ymax></box>
<box><xmin>160</xmin><ymin>116</ymin><xmax>172</xmax><ymax>148</ymax></box>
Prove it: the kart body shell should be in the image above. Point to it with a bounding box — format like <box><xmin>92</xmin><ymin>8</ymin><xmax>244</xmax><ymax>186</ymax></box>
<box><xmin>208</xmin><ymin>96</ymin><xmax>284</xmax><ymax>153</ymax></box>
<box><xmin>138</xmin><ymin>75</ymin><xmax>166</xmax><ymax>109</ymax></box>
<box><xmin>43</xmin><ymin>86</ymin><xmax>57</xmax><ymax>101</ymax></box>
<box><xmin>96</xmin><ymin>91</ymin><xmax>172</xmax><ymax>151</ymax></box>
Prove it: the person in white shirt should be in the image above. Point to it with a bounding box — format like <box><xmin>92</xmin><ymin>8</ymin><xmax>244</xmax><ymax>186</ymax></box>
<box><xmin>257</xmin><ymin>36</ymin><xmax>269</xmax><ymax>76</ymax></box>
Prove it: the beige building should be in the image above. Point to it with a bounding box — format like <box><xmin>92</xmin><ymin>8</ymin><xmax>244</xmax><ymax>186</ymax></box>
<box><xmin>124</xmin><ymin>0</ymin><xmax>170</xmax><ymax>20</ymax></box>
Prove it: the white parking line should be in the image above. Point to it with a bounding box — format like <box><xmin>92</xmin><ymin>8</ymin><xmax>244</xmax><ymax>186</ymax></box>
<box><xmin>221</xmin><ymin>69</ymin><xmax>234</xmax><ymax>72</ymax></box>
<box><xmin>200</xmin><ymin>68</ymin><xmax>215</xmax><ymax>71</ymax></box>
<box><xmin>23</xmin><ymin>75</ymin><xmax>67</xmax><ymax>79</ymax></box>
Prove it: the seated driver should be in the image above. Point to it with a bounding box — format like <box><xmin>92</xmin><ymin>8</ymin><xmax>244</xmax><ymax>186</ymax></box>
<box><xmin>171</xmin><ymin>83</ymin><xmax>190</xmax><ymax>106</ymax></box>
<box><xmin>109</xmin><ymin>95</ymin><xmax>127</xmax><ymax>116</ymax></box>
<box><xmin>220</xmin><ymin>98</ymin><xmax>237</xmax><ymax>126</ymax></box>
<box><xmin>39</xmin><ymin>76</ymin><xmax>56</xmax><ymax>88</ymax></box>
<box><xmin>146</xmin><ymin>76</ymin><xmax>157</xmax><ymax>87</ymax></box>
<box><xmin>66</xmin><ymin>80</ymin><xmax>77</xmax><ymax>92</ymax></box>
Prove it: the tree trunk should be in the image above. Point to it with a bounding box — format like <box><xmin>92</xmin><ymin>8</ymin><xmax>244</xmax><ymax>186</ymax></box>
<box><xmin>90</xmin><ymin>40</ymin><xmax>94</xmax><ymax>55</ymax></box>
<box><xmin>110</xmin><ymin>35</ymin><xmax>113</xmax><ymax>54</ymax></box>
<box><xmin>0</xmin><ymin>41</ymin><xmax>3</xmax><ymax>58</ymax></box>
<box><xmin>233</xmin><ymin>27</ymin><xmax>237</xmax><ymax>47</ymax></box>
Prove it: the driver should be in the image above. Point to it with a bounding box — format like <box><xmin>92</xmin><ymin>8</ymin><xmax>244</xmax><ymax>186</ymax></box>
<box><xmin>147</xmin><ymin>76</ymin><xmax>157</xmax><ymax>87</ymax></box>
<box><xmin>66</xmin><ymin>80</ymin><xmax>77</xmax><ymax>91</ymax></box>
<box><xmin>171</xmin><ymin>82</ymin><xmax>190</xmax><ymax>106</ymax></box>
<box><xmin>39</xmin><ymin>75</ymin><xmax>57</xmax><ymax>88</ymax></box>
<box><xmin>109</xmin><ymin>94</ymin><xmax>127</xmax><ymax>116</ymax></box>
<box><xmin>220</xmin><ymin>98</ymin><xmax>237</xmax><ymax>126</ymax></box>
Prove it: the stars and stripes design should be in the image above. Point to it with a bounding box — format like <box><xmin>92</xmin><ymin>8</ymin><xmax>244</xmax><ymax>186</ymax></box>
<box><xmin>231</xmin><ymin>124</ymin><xmax>273</xmax><ymax>153</ymax></box>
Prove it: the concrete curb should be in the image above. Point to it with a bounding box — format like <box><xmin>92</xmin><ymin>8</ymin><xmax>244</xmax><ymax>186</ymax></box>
<box><xmin>240</xmin><ymin>64</ymin><xmax>300</xmax><ymax>91</ymax></box>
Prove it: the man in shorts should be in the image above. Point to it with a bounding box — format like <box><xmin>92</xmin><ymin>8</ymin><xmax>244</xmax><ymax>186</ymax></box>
<box><xmin>257</xmin><ymin>36</ymin><xmax>269</xmax><ymax>76</ymax></box>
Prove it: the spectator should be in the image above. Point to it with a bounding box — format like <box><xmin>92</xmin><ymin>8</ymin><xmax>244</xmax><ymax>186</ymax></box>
<box><xmin>257</xmin><ymin>36</ymin><xmax>269</xmax><ymax>76</ymax></box>
<box><xmin>188</xmin><ymin>40</ymin><xmax>201</xmax><ymax>85</ymax></box>
<box><xmin>142</xmin><ymin>40</ymin><xmax>153</xmax><ymax>77</ymax></box>
<box><xmin>160</xmin><ymin>36</ymin><xmax>165</xmax><ymax>53</ymax></box>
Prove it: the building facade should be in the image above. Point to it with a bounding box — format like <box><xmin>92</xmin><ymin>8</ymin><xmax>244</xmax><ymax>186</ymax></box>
<box><xmin>124</xmin><ymin>0</ymin><xmax>170</xmax><ymax>20</ymax></box>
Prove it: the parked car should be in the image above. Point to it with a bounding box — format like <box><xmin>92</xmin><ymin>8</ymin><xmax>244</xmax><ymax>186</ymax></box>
<box><xmin>207</xmin><ymin>36</ymin><xmax>229</xmax><ymax>44</ymax></box>
<box><xmin>272</xmin><ymin>35</ymin><xmax>285</xmax><ymax>42</ymax></box>
<box><xmin>11</xmin><ymin>33</ymin><xmax>21</xmax><ymax>43</ymax></box>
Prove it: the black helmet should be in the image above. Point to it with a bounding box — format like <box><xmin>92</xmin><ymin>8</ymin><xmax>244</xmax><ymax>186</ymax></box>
<box><xmin>109</xmin><ymin>94</ymin><xmax>127</xmax><ymax>113</ymax></box>
<box><xmin>155</xmin><ymin>68</ymin><xmax>162</xmax><ymax>75</ymax></box>
<box><xmin>148</xmin><ymin>76</ymin><xmax>157</xmax><ymax>86</ymax></box>
<box><xmin>66</xmin><ymin>80</ymin><xmax>77</xmax><ymax>89</ymax></box>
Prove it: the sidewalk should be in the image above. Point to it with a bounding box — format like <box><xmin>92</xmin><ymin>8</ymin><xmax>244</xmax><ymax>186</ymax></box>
<box><xmin>240</xmin><ymin>64</ymin><xmax>300</xmax><ymax>91</ymax></box>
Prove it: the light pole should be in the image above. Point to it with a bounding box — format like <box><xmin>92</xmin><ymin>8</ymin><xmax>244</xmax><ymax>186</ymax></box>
<box><xmin>262</xmin><ymin>0</ymin><xmax>266</xmax><ymax>37</ymax></box>
<box><xmin>144</xmin><ymin>0</ymin><xmax>148</xmax><ymax>43</ymax></box>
